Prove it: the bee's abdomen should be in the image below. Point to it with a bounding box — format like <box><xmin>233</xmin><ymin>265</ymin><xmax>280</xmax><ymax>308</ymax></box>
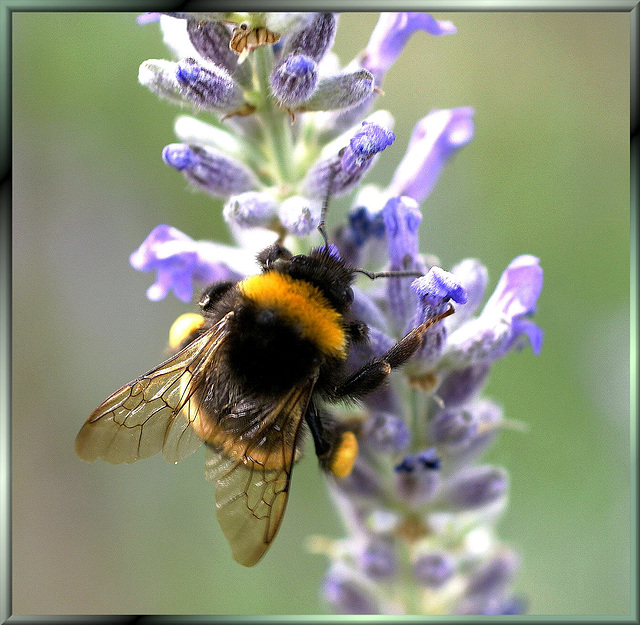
<box><xmin>225</xmin><ymin>303</ymin><xmax>321</xmax><ymax>395</ymax></box>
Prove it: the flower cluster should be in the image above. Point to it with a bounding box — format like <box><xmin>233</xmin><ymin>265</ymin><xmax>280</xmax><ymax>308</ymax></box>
<box><xmin>134</xmin><ymin>12</ymin><xmax>542</xmax><ymax>615</ymax></box>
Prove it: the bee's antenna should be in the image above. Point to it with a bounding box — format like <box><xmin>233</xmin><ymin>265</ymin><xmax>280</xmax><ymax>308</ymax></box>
<box><xmin>353</xmin><ymin>268</ymin><xmax>425</xmax><ymax>280</ymax></box>
<box><xmin>318</xmin><ymin>156</ymin><xmax>343</xmax><ymax>250</ymax></box>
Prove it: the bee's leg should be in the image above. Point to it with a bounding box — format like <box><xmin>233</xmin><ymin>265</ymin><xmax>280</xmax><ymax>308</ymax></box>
<box><xmin>334</xmin><ymin>305</ymin><xmax>455</xmax><ymax>399</ymax></box>
<box><xmin>346</xmin><ymin>320</ymin><xmax>369</xmax><ymax>345</ymax></box>
<box><xmin>305</xmin><ymin>402</ymin><xmax>358</xmax><ymax>478</ymax></box>
<box><xmin>304</xmin><ymin>401</ymin><xmax>332</xmax><ymax>458</ymax></box>
<box><xmin>257</xmin><ymin>243</ymin><xmax>292</xmax><ymax>270</ymax></box>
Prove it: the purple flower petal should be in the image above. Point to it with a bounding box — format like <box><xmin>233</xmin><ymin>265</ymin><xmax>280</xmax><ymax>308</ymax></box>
<box><xmin>130</xmin><ymin>225</ymin><xmax>245</xmax><ymax>303</ymax></box>
<box><xmin>483</xmin><ymin>255</ymin><xmax>543</xmax><ymax>319</ymax></box>
<box><xmin>411</xmin><ymin>267</ymin><xmax>468</xmax><ymax>307</ymax></box>
<box><xmin>481</xmin><ymin>254</ymin><xmax>544</xmax><ymax>356</ymax></box>
<box><xmin>387</xmin><ymin>107</ymin><xmax>474</xmax><ymax>204</ymax></box>
<box><xmin>362</xmin><ymin>13</ymin><xmax>456</xmax><ymax>80</ymax></box>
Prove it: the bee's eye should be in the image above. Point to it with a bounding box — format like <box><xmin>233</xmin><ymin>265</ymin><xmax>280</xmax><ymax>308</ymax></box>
<box><xmin>344</xmin><ymin>287</ymin><xmax>354</xmax><ymax>304</ymax></box>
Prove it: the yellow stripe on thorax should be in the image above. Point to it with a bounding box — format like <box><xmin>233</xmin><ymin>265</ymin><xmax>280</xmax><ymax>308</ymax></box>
<box><xmin>239</xmin><ymin>272</ymin><xmax>346</xmax><ymax>359</ymax></box>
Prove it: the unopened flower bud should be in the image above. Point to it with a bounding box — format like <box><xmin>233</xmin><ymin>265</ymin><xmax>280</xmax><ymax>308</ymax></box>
<box><xmin>436</xmin><ymin>363</ymin><xmax>491</xmax><ymax>407</ymax></box>
<box><xmin>446</xmin><ymin>465</ymin><xmax>508</xmax><ymax>510</ymax></box>
<box><xmin>304</xmin><ymin>122</ymin><xmax>394</xmax><ymax>198</ymax></box>
<box><xmin>223</xmin><ymin>192</ymin><xmax>277</xmax><ymax>228</ymax></box>
<box><xmin>281</xmin><ymin>12</ymin><xmax>337</xmax><ymax>62</ymax></box>
<box><xmin>413</xmin><ymin>551</ymin><xmax>456</xmax><ymax>588</ymax></box>
<box><xmin>270</xmin><ymin>54</ymin><xmax>318</xmax><ymax>107</ymax></box>
<box><xmin>277</xmin><ymin>196</ymin><xmax>321</xmax><ymax>236</ymax></box>
<box><xmin>162</xmin><ymin>143</ymin><xmax>260</xmax><ymax>198</ymax></box>
<box><xmin>361</xmin><ymin>412</ymin><xmax>410</xmax><ymax>454</ymax></box>
<box><xmin>466</xmin><ymin>550</ymin><xmax>520</xmax><ymax>596</ymax></box>
<box><xmin>185</xmin><ymin>19</ymin><xmax>238</xmax><ymax>72</ymax></box>
<box><xmin>139</xmin><ymin>58</ymin><xmax>244</xmax><ymax>114</ymax></box>
<box><xmin>323</xmin><ymin>562</ymin><xmax>379</xmax><ymax>614</ymax></box>
<box><xmin>300</xmin><ymin>69</ymin><xmax>374</xmax><ymax>112</ymax></box>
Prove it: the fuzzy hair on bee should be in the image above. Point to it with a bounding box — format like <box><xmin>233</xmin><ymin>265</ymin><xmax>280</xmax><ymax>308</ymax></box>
<box><xmin>76</xmin><ymin>239</ymin><xmax>454</xmax><ymax>567</ymax></box>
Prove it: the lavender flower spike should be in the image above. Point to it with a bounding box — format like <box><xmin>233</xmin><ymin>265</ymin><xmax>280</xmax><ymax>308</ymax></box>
<box><xmin>387</xmin><ymin>107</ymin><xmax>475</xmax><ymax>204</ymax></box>
<box><xmin>362</xmin><ymin>13</ymin><xmax>457</xmax><ymax>82</ymax></box>
<box><xmin>128</xmin><ymin>12</ymin><xmax>542</xmax><ymax>615</ymax></box>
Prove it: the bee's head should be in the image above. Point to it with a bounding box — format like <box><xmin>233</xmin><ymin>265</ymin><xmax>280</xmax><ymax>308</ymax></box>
<box><xmin>274</xmin><ymin>246</ymin><xmax>355</xmax><ymax>315</ymax></box>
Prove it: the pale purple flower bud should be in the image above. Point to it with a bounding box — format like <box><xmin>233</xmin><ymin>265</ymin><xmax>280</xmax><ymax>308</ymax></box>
<box><xmin>430</xmin><ymin>399</ymin><xmax>503</xmax><ymax>461</ymax></box>
<box><xmin>342</xmin><ymin>122</ymin><xmax>395</xmax><ymax>175</ymax></box>
<box><xmin>359</xmin><ymin>541</ymin><xmax>398</xmax><ymax>580</ymax></box>
<box><xmin>162</xmin><ymin>143</ymin><xmax>260</xmax><ymax>198</ymax></box>
<box><xmin>223</xmin><ymin>192</ymin><xmax>277</xmax><ymax>229</ymax></box>
<box><xmin>413</xmin><ymin>551</ymin><xmax>456</xmax><ymax>587</ymax></box>
<box><xmin>394</xmin><ymin>449</ymin><xmax>441</xmax><ymax>508</ymax></box>
<box><xmin>467</xmin><ymin>550</ymin><xmax>520</xmax><ymax>597</ymax></box>
<box><xmin>362</xmin><ymin>12</ymin><xmax>457</xmax><ymax>82</ymax></box>
<box><xmin>303</xmin><ymin>122</ymin><xmax>394</xmax><ymax>198</ymax></box>
<box><xmin>139</xmin><ymin>58</ymin><xmax>244</xmax><ymax>114</ymax></box>
<box><xmin>277</xmin><ymin>196</ymin><xmax>321</xmax><ymax>236</ymax></box>
<box><xmin>335</xmin><ymin>458</ymin><xmax>384</xmax><ymax>500</ymax></box>
<box><xmin>361</xmin><ymin>412</ymin><xmax>410</xmax><ymax>454</ymax></box>
<box><xmin>446</xmin><ymin>465</ymin><xmax>508</xmax><ymax>510</ymax></box>
<box><xmin>383</xmin><ymin>195</ymin><xmax>422</xmax><ymax>270</ymax></box>
<box><xmin>175</xmin><ymin>58</ymin><xmax>244</xmax><ymax>112</ymax></box>
<box><xmin>499</xmin><ymin>597</ymin><xmax>528</xmax><ymax>615</ymax></box>
<box><xmin>185</xmin><ymin>19</ymin><xmax>238</xmax><ymax>74</ymax></box>
<box><xmin>436</xmin><ymin>363</ymin><xmax>491</xmax><ymax>407</ymax></box>
<box><xmin>454</xmin><ymin>593</ymin><xmax>526</xmax><ymax>615</ymax></box>
<box><xmin>129</xmin><ymin>225</ymin><xmax>243</xmax><ymax>302</ymax></box>
<box><xmin>387</xmin><ymin>107</ymin><xmax>475</xmax><ymax>204</ymax></box>
<box><xmin>323</xmin><ymin>563</ymin><xmax>379</xmax><ymax>614</ymax></box>
<box><xmin>282</xmin><ymin>12</ymin><xmax>337</xmax><ymax>62</ymax></box>
<box><xmin>270</xmin><ymin>54</ymin><xmax>318</xmax><ymax>107</ymax></box>
<box><xmin>300</xmin><ymin>69</ymin><xmax>375</xmax><ymax>112</ymax></box>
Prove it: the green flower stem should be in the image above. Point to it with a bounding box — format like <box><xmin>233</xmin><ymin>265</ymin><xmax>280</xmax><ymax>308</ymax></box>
<box><xmin>253</xmin><ymin>47</ymin><xmax>295</xmax><ymax>186</ymax></box>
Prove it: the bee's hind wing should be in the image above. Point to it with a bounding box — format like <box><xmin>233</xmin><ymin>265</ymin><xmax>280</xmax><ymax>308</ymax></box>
<box><xmin>203</xmin><ymin>376</ymin><xmax>318</xmax><ymax>567</ymax></box>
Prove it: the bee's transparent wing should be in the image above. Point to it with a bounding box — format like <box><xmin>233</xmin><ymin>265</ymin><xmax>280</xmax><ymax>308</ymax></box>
<box><xmin>75</xmin><ymin>314</ymin><xmax>231</xmax><ymax>465</ymax></box>
<box><xmin>203</xmin><ymin>378</ymin><xmax>317</xmax><ymax>567</ymax></box>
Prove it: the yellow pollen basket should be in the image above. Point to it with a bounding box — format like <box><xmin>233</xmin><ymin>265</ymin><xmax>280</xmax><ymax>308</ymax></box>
<box><xmin>330</xmin><ymin>431</ymin><xmax>358</xmax><ymax>478</ymax></box>
<box><xmin>169</xmin><ymin>313</ymin><xmax>205</xmax><ymax>350</ymax></box>
<box><xmin>239</xmin><ymin>272</ymin><xmax>346</xmax><ymax>358</ymax></box>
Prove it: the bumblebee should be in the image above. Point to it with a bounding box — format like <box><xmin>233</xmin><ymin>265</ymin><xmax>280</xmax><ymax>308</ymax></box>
<box><xmin>75</xmin><ymin>241</ymin><xmax>453</xmax><ymax>566</ymax></box>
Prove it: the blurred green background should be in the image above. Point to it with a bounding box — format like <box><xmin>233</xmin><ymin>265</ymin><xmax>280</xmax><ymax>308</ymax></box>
<box><xmin>12</xmin><ymin>11</ymin><xmax>630</xmax><ymax>616</ymax></box>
